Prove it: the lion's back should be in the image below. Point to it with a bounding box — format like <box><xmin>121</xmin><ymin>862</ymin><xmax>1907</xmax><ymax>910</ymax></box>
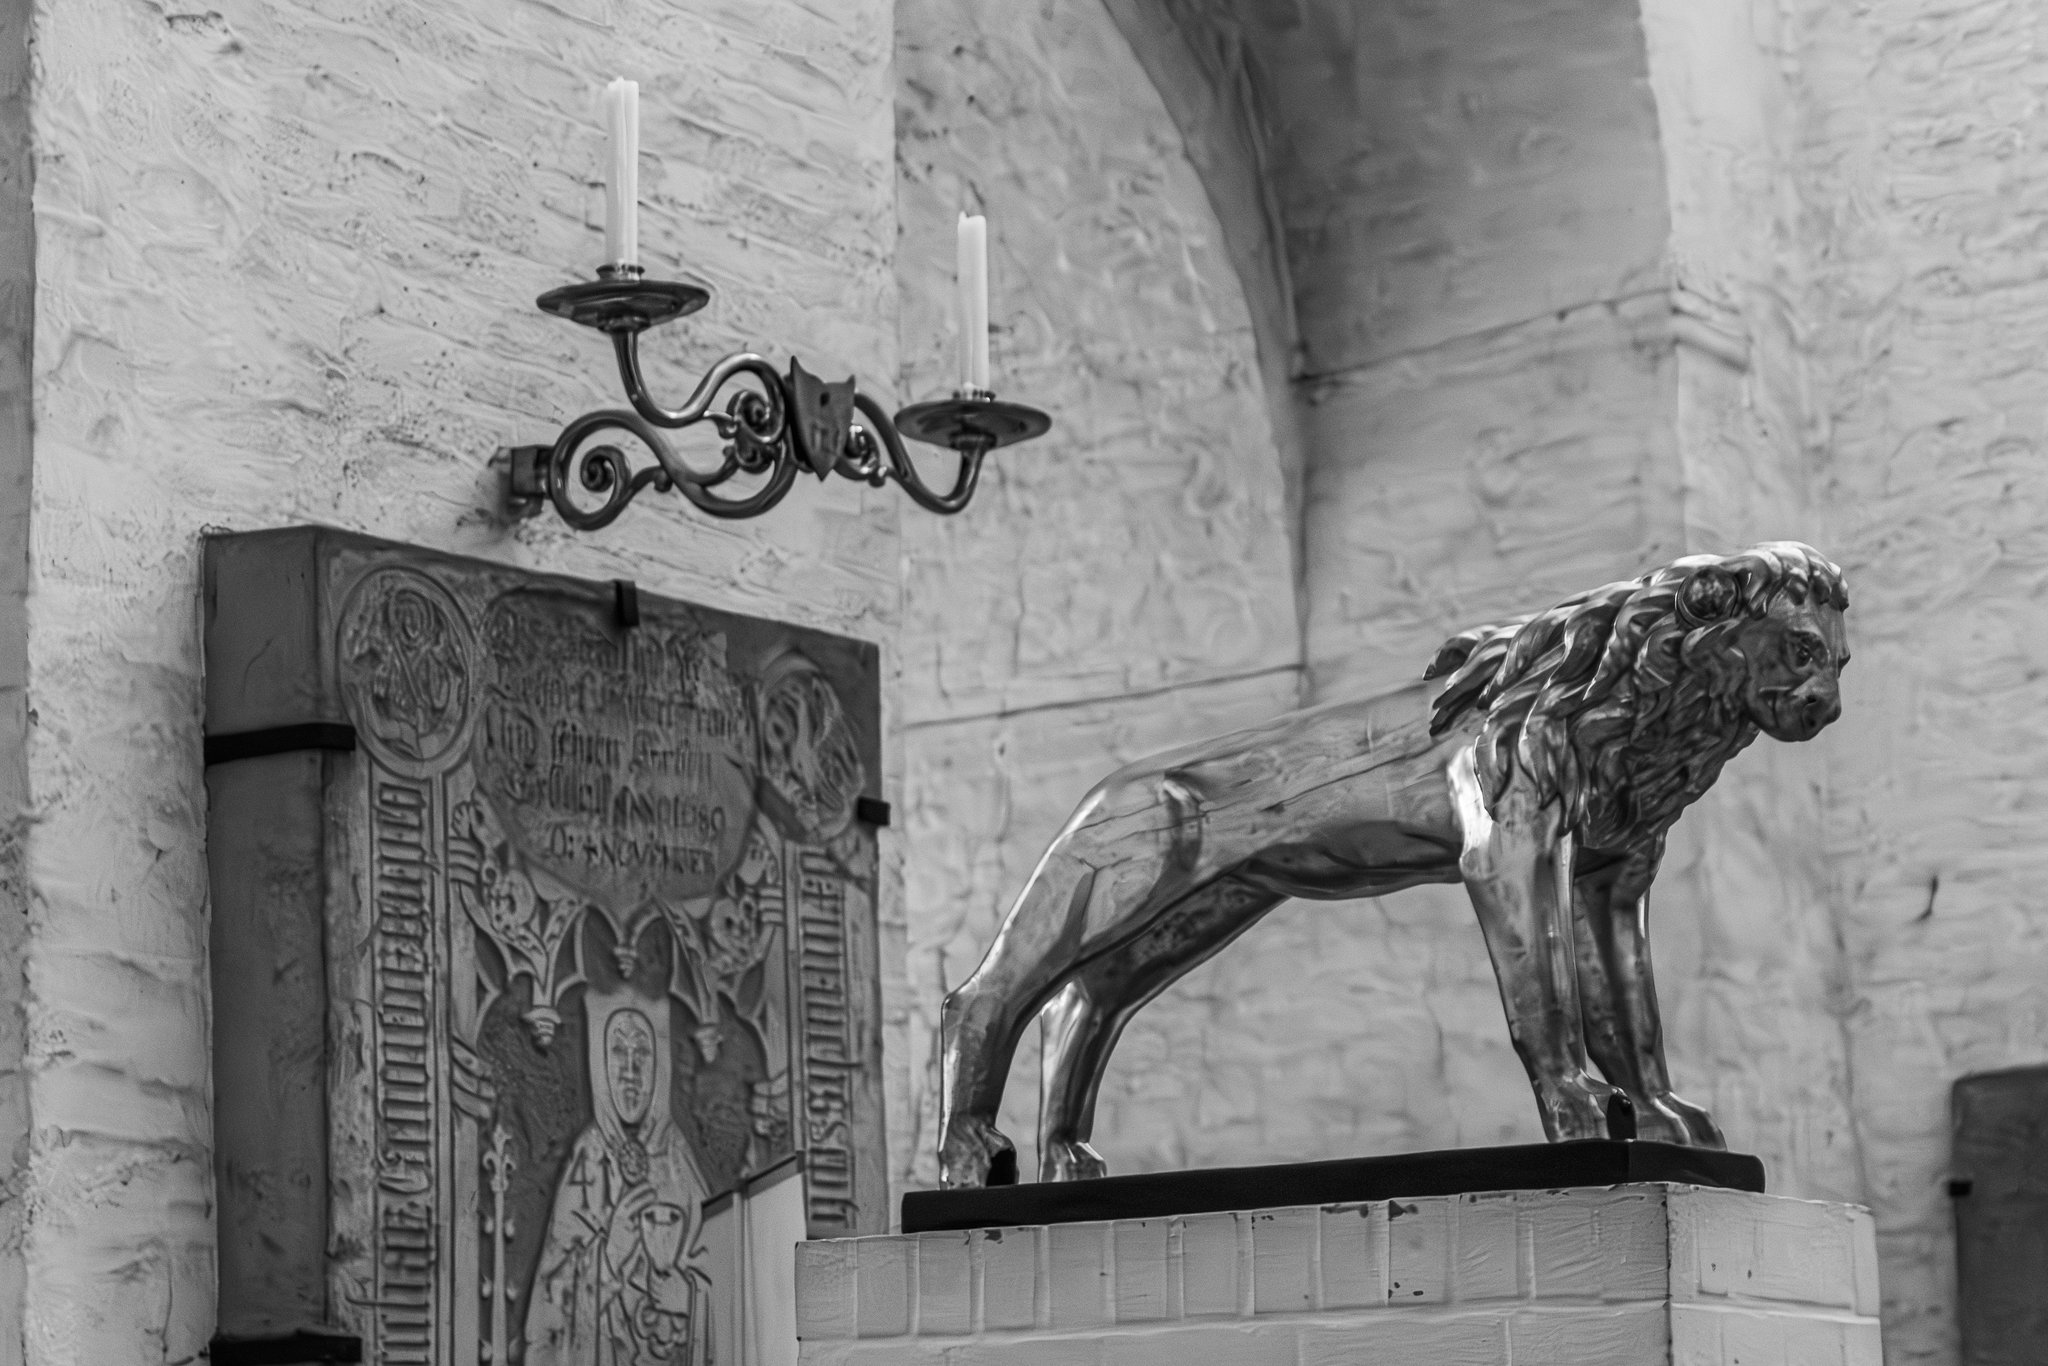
<box><xmin>1082</xmin><ymin>680</ymin><xmax>1444</xmax><ymax>825</ymax></box>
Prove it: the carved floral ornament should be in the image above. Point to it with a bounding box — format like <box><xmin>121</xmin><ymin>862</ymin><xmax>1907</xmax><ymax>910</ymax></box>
<box><xmin>339</xmin><ymin>568</ymin><xmax>477</xmax><ymax>772</ymax></box>
<box><xmin>447</xmin><ymin>795</ymin><xmax>794</xmax><ymax>1061</ymax></box>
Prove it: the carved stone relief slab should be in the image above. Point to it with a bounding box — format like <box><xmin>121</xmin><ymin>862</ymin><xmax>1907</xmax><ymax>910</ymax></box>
<box><xmin>205</xmin><ymin>527</ymin><xmax>885</xmax><ymax>1364</ymax></box>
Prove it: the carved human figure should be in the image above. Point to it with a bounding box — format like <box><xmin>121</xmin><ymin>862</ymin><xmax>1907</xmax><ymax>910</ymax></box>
<box><xmin>525</xmin><ymin>987</ymin><xmax>714</xmax><ymax>1365</ymax></box>
<box><xmin>937</xmin><ymin>543</ymin><xmax>1851</xmax><ymax>1188</ymax></box>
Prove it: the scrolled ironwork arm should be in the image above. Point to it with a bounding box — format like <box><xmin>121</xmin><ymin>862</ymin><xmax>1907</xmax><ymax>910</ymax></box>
<box><xmin>543</xmin><ymin>408</ymin><xmax>681</xmax><ymax>532</ymax></box>
<box><xmin>676</xmin><ymin>443</ymin><xmax>801</xmax><ymax>519</ymax></box>
<box><xmin>853</xmin><ymin>393</ymin><xmax>986</xmax><ymax>515</ymax></box>
<box><xmin>610</xmin><ymin>331</ymin><xmax>787</xmax><ymax>443</ymax></box>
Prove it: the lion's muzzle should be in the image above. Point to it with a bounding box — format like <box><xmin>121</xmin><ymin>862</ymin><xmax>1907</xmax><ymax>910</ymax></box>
<box><xmin>1778</xmin><ymin>679</ymin><xmax>1841</xmax><ymax>740</ymax></box>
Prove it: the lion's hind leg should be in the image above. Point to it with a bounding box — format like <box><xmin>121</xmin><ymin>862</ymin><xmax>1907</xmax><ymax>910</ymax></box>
<box><xmin>938</xmin><ymin>872</ymin><xmax>1089</xmax><ymax>1188</ymax></box>
<box><xmin>939</xmin><ymin>781</ymin><xmax>1209</xmax><ymax>1187</ymax></box>
<box><xmin>1036</xmin><ymin>877</ymin><xmax>1284</xmax><ymax>1183</ymax></box>
<box><xmin>1036</xmin><ymin>981</ymin><xmax>1112</xmax><ymax>1182</ymax></box>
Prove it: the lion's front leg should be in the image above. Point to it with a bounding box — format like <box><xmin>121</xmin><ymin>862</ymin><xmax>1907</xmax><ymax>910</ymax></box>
<box><xmin>1450</xmin><ymin>749</ymin><xmax>1616</xmax><ymax>1142</ymax></box>
<box><xmin>1572</xmin><ymin>840</ymin><xmax>1726</xmax><ymax>1149</ymax></box>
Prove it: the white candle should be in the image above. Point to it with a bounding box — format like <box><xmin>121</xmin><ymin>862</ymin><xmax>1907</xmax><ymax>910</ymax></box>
<box><xmin>956</xmin><ymin>212</ymin><xmax>989</xmax><ymax>394</ymax></box>
<box><xmin>604</xmin><ymin>78</ymin><xmax>640</xmax><ymax>269</ymax></box>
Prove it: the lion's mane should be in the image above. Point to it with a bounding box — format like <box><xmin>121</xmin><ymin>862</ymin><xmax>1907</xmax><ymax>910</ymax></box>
<box><xmin>1424</xmin><ymin>542</ymin><xmax>1848</xmax><ymax>853</ymax></box>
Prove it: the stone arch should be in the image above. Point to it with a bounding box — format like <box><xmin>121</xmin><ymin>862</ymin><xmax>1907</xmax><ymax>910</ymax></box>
<box><xmin>1105</xmin><ymin>0</ymin><xmax>1680</xmax><ymax>698</ymax></box>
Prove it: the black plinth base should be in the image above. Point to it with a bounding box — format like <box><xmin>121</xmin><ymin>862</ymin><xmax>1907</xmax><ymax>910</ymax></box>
<box><xmin>900</xmin><ymin>1140</ymin><xmax>1765</xmax><ymax>1234</ymax></box>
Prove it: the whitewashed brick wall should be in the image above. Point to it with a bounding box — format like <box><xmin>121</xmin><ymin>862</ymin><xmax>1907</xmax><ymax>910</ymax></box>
<box><xmin>17</xmin><ymin>0</ymin><xmax>898</xmax><ymax>1360</ymax></box>
<box><xmin>794</xmin><ymin>1186</ymin><xmax>1882</xmax><ymax>1364</ymax></box>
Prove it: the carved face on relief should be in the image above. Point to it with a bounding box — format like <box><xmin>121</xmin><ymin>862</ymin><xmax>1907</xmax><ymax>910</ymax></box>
<box><xmin>1733</xmin><ymin>592</ymin><xmax>1850</xmax><ymax>742</ymax></box>
<box><xmin>605</xmin><ymin>1008</ymin><xmax>657</xmax><ymax>1125</ymax></box>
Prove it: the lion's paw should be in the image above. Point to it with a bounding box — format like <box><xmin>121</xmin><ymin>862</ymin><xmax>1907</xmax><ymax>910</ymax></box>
<box><xmin>1541</xmin><ymin>1073</ymin><xmax>1621</xmax><ymax>1142</ymax></box>
<box><xmin>1041</xmin><ymin>1138</ymin><xmax>1109</xmax><ymax>1183</ymax></box>
<box><xmin>1643</xmin><ymin>1091</ymin><xmax>1726</xmax><ymax>1149</ymax></box>
<box><xmin>940</xmin><ymin>1116</ymin><xmax>1018</xmax><ymax>1188</ymax></box>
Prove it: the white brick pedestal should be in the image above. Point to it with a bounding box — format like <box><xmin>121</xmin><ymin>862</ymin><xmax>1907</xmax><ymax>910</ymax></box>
<box><xmin>794</xmin><ymin>1184</ymin><xmax>1881</xmax><ymax>1364</ymax></box>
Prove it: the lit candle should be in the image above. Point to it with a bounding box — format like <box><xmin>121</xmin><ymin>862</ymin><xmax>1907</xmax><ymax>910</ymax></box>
<box><xmin>956</xmin><ymin>212</ymin><xmax>989</xmax><ymax>394</ymax></box>
<box><xmin>604</xmin><ymin>78</ymin><xmax>640</xmax><ymax>269</ymax></box>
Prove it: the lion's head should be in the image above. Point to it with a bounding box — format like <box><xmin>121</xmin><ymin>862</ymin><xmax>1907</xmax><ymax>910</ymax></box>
<box><xmin>1425</xmin><ymin>542</ymin><xmax>1849</xmax><ymax>853</ymax></box>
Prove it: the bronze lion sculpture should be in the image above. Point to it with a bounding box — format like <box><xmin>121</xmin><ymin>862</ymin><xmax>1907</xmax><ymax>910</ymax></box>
<box><xmin>939</xmin><ymin>543</ymin><xmax>1849</xmax><ymax>1187</ymax></box>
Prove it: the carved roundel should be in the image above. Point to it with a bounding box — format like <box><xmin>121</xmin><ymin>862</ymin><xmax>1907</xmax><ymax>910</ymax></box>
<box><xmin>338</xmin><ymin>566</ymin><xmax>478</xmax><ymax>773</ymax></box>
<box><xmin>1675</xmin><ymin>565</ymin><xmax>1741</xmax><ymax>629</ymax></box>
<box><xmin>756</xmin><ymin>649</ymin><xmax>866</xmax><ymax>844</ymax></box>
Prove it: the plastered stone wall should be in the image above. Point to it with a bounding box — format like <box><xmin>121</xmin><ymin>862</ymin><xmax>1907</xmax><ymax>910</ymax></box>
<box><xmin>1639</xmin><ymin>0</ymin><xmax>2048</xmax><ymax>1355</ymax></box>
<box><xmin>1787</xmin><ymin>0</ymin><xmax>2048</xmax><ymax>1356</ymax></box>
<box><xmin>893</xmin><ymin>0</ymin><xmax>1299</xmax><ymax>1189</ymax></box>
<box><xmin>1096</xmin><ymin>0</ymin><xmax>1309</xmax><ymax>578</ymax></box>
<box><xmin>17</xmin><ymin>0</ymin><xmax>897</xmax><ymax>1360</ymax></box>
<box><xmin>1630</xmin><ymin>0</ymin><xmax>1866</xmax><ymax>1218</ymax></box>
<box><xmin>0</xmin><ymin>0</ymin><xmax>30</xmax><ymax>1349</ymax></box>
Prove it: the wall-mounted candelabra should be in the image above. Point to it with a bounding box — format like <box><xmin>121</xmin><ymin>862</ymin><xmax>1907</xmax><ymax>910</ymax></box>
<box><xmin>502</xmin><ymin>266</ymin><xmax>1050</xmax><ymax>530</ymax></box>
<box><xmin>504</xmin><ymin>80</ymin><xmax>1046</xmax><ymax>530</ymax></box>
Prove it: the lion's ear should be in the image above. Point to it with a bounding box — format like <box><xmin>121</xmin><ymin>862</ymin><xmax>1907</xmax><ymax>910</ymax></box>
<box><xmin>1676</xmin><ymin>566</ymin><xmax>1740</xmax><ymax>627</ymax></box>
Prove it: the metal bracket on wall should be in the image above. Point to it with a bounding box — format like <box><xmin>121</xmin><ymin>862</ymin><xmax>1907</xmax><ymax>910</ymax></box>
<box><xmin>209</xmin><ymin>1332</ymin><xmax>364</xmax><ymax>1366</ymax></box>
<box><xmin>203</xmin><ymin>722</ymin><xmax>359</xmax><ymax>767</ymax></box>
